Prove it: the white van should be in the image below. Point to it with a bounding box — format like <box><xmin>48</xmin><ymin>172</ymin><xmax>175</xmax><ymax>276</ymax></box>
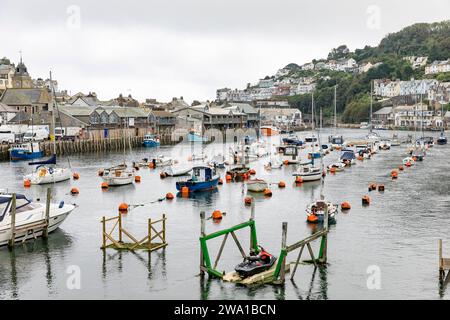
<box><xmin>23</xmin><ymin>127</ymin><xmax>49</xmax><ymax>142</ymax></box>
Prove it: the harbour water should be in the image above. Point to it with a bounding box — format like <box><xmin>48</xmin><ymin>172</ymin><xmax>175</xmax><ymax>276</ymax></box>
<box><xmin>0</xmin><ymin>128</ymin><xmax>449</xmax><ymax>300</ymax></box>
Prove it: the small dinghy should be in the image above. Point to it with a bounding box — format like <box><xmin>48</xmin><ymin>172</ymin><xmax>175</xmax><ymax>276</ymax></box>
<box><xmin>162</xmin><ymin>165</ymin><xmax>192</xmax><ymax>177</ymax></box>
<box><xmin>246</xmin><ymin>179</ymin><xmax>268</xmax><ymax>193</ymax></box>
<box><xmin>133</xmin><ymin>158</ymin><xmax>151</xmax><ymax>168</ymax></box>
<box><xmin>265</xmin><ymin>156</ymin><xmax>283</xmax><ymax>169</ymax></box>
<box><xmin>340</xmin><ymin>150</ymin><xmax>356</xmax><ymax>166</ymax></box>
<box><xmin>327</xmin><ymin>162</ymin><xmax>345</xmax><ymax>172</ymax></box>
<box><xmin>234</xmin><ymin>246</ymin><xmax>277</xmax><ymax>278</ymax></box>
<box><xmin>150</xmin><ymin>155</ymin><xmax>173</xmax><ymax>167</ymax></box>
<box><xmin>226</xmin><ymin>165</ymin><xmax>251</xmax><ymax>182</ymax></box>
<box><xmin>306</xmin><ymin>200</ymin><xmax>338</xmax><ymax>224</ymax></box>
<box><xmin>379</xmin><ymin>140</ymin><xmax>391</xmax><ymax>150</ymax></box>
<box><xmin>102</xmin><ymin>163</ymin><xmax>135</xmax><ymax>186</ymax></box>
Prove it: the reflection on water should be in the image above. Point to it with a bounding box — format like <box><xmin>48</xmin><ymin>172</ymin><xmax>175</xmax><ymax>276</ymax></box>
<box><xmin>0</xmin><ymin>128</ymin><xmax>449</xmax><ymax>299</ymax></box>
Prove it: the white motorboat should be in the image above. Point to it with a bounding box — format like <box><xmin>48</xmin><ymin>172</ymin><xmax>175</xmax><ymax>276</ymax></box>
<box><xmin>209</xmin><ymin>154</ymin><xmax>227</xmax><ymax>168</ymax></box>
<box><xmin>276</xmin><ymin>145</ymin><xmax>302</xmax><ymax>164</ymax></box>
<box><xmin>246</xmin><ymin>179</ymin><xmax>269</xmax><ymax>193</ymax></box>
<box><xmin>0</xmin><ymin>193</ymin><xmax>76</xmax><ymax>246</ymax></box>
<box><xmin>24</xmin><ymin>166</ymin><xmax>71</xmax><ymax>185</ymax></box>
<box><xmin>102</xmin><ymin>163</ymin><xmax>135</xmax><ymax>186</ymax></box>
<box><xmin>162</xmin><ymin>165</ymin><xmax>193</xmax><ymax>177</ymax></box>
<box><xmin>293</xmin><ymin>164</ymin><xmax>322</xmax><ymax>182</ymax></box>
<box><xmin>379</xmin><ymin>139</ymin><xmax>391</xmax><ymax>150</ymax></box>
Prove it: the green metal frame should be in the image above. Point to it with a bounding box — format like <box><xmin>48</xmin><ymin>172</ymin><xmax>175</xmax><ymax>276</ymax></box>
<box><xmin>200</xmin><ymin>220</ymin><xmax>258</xmax><ymax>278</ymax></box>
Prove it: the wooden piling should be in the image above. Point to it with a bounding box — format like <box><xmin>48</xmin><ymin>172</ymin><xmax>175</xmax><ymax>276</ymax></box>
<box><xmin>43</xmin><ymin>188</ymin><xmax>51</xmax><ymax>239</ymax></box>
<box><xmin>279</xmin><ymin>222</ymin><xmax>288</xmax><ymax>283</ymax></box>
<box><xmin>200</xmin><ymin>211</ymin><xmax>206</xmax><ymax>276</ymax></box>
<box><xmin>8</xmin><ymin>194</ymin><xmax>17</xmax><ymax>248</ymax></box>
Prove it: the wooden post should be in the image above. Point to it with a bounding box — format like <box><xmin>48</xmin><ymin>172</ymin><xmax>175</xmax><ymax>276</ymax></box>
<box><xmin>43</xmin><ymin>188</ymin><xmax>51</xmax><ymax>239</ymax></box>
<box><xmin>162</xmin><ymin>214</ymin><xmax>166</xmax><ymax>243</ymax></box>
<box><xmin>102</xmin><ymin>216</ymin><xmax>106</xmax><ymax>249</ymax></box>
<box><xmin>8</xmin><ymin>194</ymin><xmax>17</xmax><ymax>248</ymax></box>
<box><xmin>200</xmin><ymin>211</ymin><xmax>206</xmax><ymax>276</ymax></box>
<box><xmin>320</xmin><ymin>204</ymin><xmax>328</xmax><ymax>263</ymax></box>
<box><xmin>118</xmin><ymin>213</ymin><xmax>123</xmax><ymax>243</ymax></box>
<box><xmin>439</xmin><ymin>239</ymin><xmax>444</xmax><ymax>279</ymax></box>
<box><xmin>280</xmin><ymin>222</ymin><xmax>288</xmax><ymax>283</ymax></box>
<box><xmin>148</xmin><ymin>218</ymin><xmax>152</xmax><ymax>250</ymax></box>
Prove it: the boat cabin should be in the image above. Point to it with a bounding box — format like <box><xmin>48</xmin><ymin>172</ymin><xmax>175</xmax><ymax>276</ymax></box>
<box><xmin>0</xmin><ymin>194</ymin><xmax>35</xmax><ymax>223</ymax></box>
<box><xmin>191</xmin><ymin>166</ymin><xmax>216</xmax><ymax>182</ymax></box>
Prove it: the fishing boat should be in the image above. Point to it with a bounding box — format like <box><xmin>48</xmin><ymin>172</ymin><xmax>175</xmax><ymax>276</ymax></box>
<box><xmin>340</xmin><ymin>149</ymin><xmax>356</xmax><ymax>165</ymax></box>
<box><xmin>9</xmin><ymin>142</ymin><xmax>43</xmax><ymax>161</ymax></box>
<box><xmin>142</xmin><ymin>134</ymin><xmax>160</xmax><ymax>147</ymax></box>
<box><xmin>260</xmin><ymin>125</ymin><xmax>279</xmax><ymax>136</ymax></box>
<box><xmin>306</xmin><ymin>200</ymin><xmax>337</xmax><ymax>224</ymax></box>
<box><xmin>102</xmin><ymin>163</ymin><xmax>135</xmax><ymax>186</ymax></box>
<box><xmin>150</xmin><ymin>155</ymin><xmax>173</xmax><ymax>167</ymax></box>
<box><xmin>246</xmin><ymin>179</ymin><xmax>269</xmax><ymax>193</ymax></box>
<box><xmin>176</xmin><ymin>165</ymin><xmax>220</xmax><ymax>192</ymax></box>
<box><xmin>162</xmin><ymin>165</ymin><xmax>192</xmax><ymax>177</ymax></box>
<box><xmin>0</xmin><ymin>193</ymin><xmax>76</xmax><ymax>247</ymax></box>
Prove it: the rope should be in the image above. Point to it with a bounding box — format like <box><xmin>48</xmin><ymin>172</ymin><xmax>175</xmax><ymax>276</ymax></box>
<box><xmin>128</xmin><ymin>196</ymin><xmax>167</xmax><ymax>210</ymax></box>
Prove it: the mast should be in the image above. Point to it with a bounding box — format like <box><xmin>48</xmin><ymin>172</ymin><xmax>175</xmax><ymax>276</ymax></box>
<box><xmin>369</xmin><ymin>80</ymin><xmax>373</xmax><ymax>133</ymax></box>
<box><xmin>49</xmin><ymin>71</ymin><xmax>56</xmax><ymax>155</ymax></box>
<box><xmin>334</xmin><ymin>84</ymin><xmax>337</xmax><ymax>135</ymax></box>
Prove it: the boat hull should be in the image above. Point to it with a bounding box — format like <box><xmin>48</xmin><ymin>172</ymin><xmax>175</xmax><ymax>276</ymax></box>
<box><xmin>25</xmin><ymin>168</ymin><xmax>72</xmax><ymax>185</ymax></box>
<box><xmin>10</xmin><ymin>150</ymin><xmax>43</xmax><ymax>161</ymax></box>
<box><xmin>176</xmin><ymin>177</ymin><xmax>220</xmax><ymax>192</ymax></box>
<box><xmin>143</xmin><ymin>140</ymin><xmax>160</xmax><ymax>147</ymax></box>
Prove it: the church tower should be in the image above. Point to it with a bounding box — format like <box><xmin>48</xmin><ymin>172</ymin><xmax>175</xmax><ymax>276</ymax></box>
<box><xmin>12</xmin><ymin>52</ymin><xmax>33</xmax><ymax>89</ymax></box>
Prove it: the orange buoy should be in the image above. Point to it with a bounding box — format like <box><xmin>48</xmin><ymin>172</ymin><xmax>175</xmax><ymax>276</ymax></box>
<box><xmin>72</xmin><ymin>172</ymin><xmax>80</xmax><ymax>180</ymax></box>
<box><xmin>118</xmin><ymin>203</ymin><xmax>129</xmax><ymax>213</ymax></box>
<box><xmin>278</xmin><ymin>181</ymin><xmax>286</xmax><ymax>188</ymax></box>
<box><xmin>330</xmin><ymin>167</ymin><xmax>337</xmax><ymax>173</ymax></box>
<box><xmin>405</xmin><ymin>161</ymin><xmax>412</xmax><ymax>167</ymax></box>
<box><xmin>368</xmin><ymin>183</ymin><xmax>377</xmax><ymax>191</ymax></box>
<box><xmin>98</xmin><ymin>170</ymin><xmax>104</xmax><ymax>177</ymax></box>
<box><xmin>244</xmin><ymin>196</ymin><xmax>252</xmax><ymax>206</ymax></box>
<box><xmin>399</xmin><ymin>165</ymin><xmax>404</xmax><ymax>171</ymax></box>
<box><xmin>218</xmin><ymin>178</ymin><xmax>223</xmax><ymax>185</ymax></box>
<box><xmin>249</xmin><ymin>169</ymin><xmax>256</xmax><ymax>175</ymax></box>
<box><xmin>166</xmin><ymin>192</ymin><xmax>174</xmax><ymax>200</ymax></box>
<box><xmin>212</xmin><ymin>210</ymin><xmax>223</xmax><ymax>220</ymax></box>
<box><xmin>378</xmin><ymin>184</ymin><xmax>385</xmax><ymax>192</ymax></box>
<box><xmin>341</xmin><ymin>201</ymin><xmax>351</xmax><ymax>210</ymax></box>
<box><xmin>307</xmin><ymin>214</ymin><xmax>318</xmax><ymax>223</ymax></box>
<box><xmin>295</xmin><ymin>176</ymin><xmax>303</xmax><ymax>184</ymax></box>
<box><xmin>23</xmin><ymin>179</ymin><xmax>31</xmax><ymax>187</ymax></box>
<box><xmin>283</xmin><ymin>160</ymin><xmax>289</xmax><ymax>165</ymax></box>
<box><xmin>101</xmin><ymin>182</ymin><xmax>109</xmax><ymax>189</ymax></box>
<box><xmin>412</xmin><ymin>156</ymin><xmax>418</xmax><ymax>162</ymax></box>
<box><xmin>225</xmin><ymin>174</ymin><xmax>232</xmax><ymax>182</ymax></box>
<box><xmin>362</xmin><ymin>195</ymin><xmax>371</xmax><ymax>205</ymax></box>
<box><xmin>135</xmin><ymin>175</ymin><xmax>141</xmax><ymax>183</ymax></box>
<box><xmin>160</xmin><ymin>172</ymin><xmax>167</xmax><ymax>179</ymax></box>
<box><xmin>70</xmin><ymin>187</ymin><xmax>79</xmax><ymax>195</ymax></box>
<box><xmin>263</xmin><ymin>188</ymin><xmax>272</xmax><ymax>197</ymax></box>
<box><xmin>391</xmin><ymin>170</ymin><xmax>398</xmax><ymax>179</ymax></box>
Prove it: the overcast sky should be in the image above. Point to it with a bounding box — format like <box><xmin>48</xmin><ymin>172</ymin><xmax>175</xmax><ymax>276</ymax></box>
<box><xmin>1</xmin><ymin>0</ymin><xmax>449</xmax><ymax>103</ymax></box>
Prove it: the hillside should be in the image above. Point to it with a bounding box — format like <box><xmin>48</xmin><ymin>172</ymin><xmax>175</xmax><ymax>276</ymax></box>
<box><xmin>286</xmin><ymin>20</ymin><xmax>450</xmax><ymax>123</ymax></box>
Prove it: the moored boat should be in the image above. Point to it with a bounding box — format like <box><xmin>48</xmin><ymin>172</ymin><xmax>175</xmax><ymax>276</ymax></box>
<box><xmin>162</xmin><ymin>165</ymin><xmax>192</xmax><ymax>177</ymax></box>
<box><xmin>176</xmin><ymin>165</ymin><xmax>220</xmax><ymax>192</ymax></box>
<box><xmin>306</xmin><ymin>200</ymin><xmax>338</xmax><ymax>224</ymax></box>
<box><xmin>102</xmin><ymin>163</ymin><xmax>135</xmax><ymax>186</ymax></box>
<box><xmin>260</xmin><ymin>125</ymin><xmax>279</xmax><ymax>136</ymax></box>
<box><xmin>23</xmin><ymin>154</ymin><xmax>71</xmax><ymax>185</ymax></box>
<box><xmin>142</xmin><ymin>134</ymin><xmax>160</xmax><ymax>147</ymax></box>
<box><xmin>246</xmin><ymin>179</ymin><xmax>269</xmax><ymax>192</ymax></box>
<box><xmin>9</xmin><ymin>142</ymin><xmax>43</xmax><ymax>161</ymax></box>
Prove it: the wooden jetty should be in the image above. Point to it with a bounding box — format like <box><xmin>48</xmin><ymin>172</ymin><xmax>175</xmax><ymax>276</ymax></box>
<box><xmin>439</xmin><ymin>239</ymin><xmax>450</xmax><ymax>284</ymax></box>
<box><xmin>199</xmin><ymin>201</ymin><xmax>329</xmax><ymax>286</ymax></box>
<box><xmin>8</xmin><ymin>188</ymin><xmax>52</xmax><ymax>249</ymax></box>
<box><xmin>101</xmin><ymin>213</ymin><xmax>167</xmax><ymax>252</ymax></box>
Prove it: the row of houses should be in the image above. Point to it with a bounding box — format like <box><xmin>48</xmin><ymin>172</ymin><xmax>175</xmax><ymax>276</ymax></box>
<box><xmin>373</xmin><ymin>79</ymin><xmax>449</xmax><ymax>101</ymax></box>
<box><xmin>373</xmin><ymin>103</ymin><xmax>450</xmax><ymax>129</ymax></box>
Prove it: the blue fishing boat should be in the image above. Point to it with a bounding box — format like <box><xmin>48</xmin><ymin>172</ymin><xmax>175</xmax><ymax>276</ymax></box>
<box><xmin>9</xmin><ymin>142</ymin><xmax>43</xmax><ymax>161</ymax></box>
<box><xmin>176</xmin><ymin>165</ymin><xmax>220</xmax><ymax>192</ymax></box>
<box><xmin>143</xmin><ymin>134</ymin><xmax>160</xmax><ymax>147</ymax></box>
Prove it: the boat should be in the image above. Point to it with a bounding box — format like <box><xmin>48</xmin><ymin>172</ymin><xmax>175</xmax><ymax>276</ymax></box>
<box><xmin>391</xmin><ymin>134</ymin><xmax>401</xmax><ymax>146</ymax></box>
<box><xmin>102</xmin><ymin>163</ymin><xmax>135</xmax><ymax>186</ymax></box>
<box><xmin>340</xmin><ymin>149</ymin><xmax>356</xmax><ymax>165</ymax></box>
<box><xmin>142</xmin><ymin>134</ymin><xmax>160</xmax><ymax>147</ymax></box>
<box><xmin>176</xmin><ymin>165</ymin><xmax>220</xmax><ymax>192</ymax></box>
<box><xmin>412</xmin><ymin>147</ymin><xmax>426</xmax><ymax>161</ymax></box>
<box><xmin>209</xmin><ymin>154</ymin><xmax>227</xmax><ymax>169</ymax></box>
<box><xmin>23</xmin><ymin>154</ymin><xmax>71</xmax><ymax>185</ymax></box>
<box><xmin>265</xmin><ymin>156</ymin><xmax>283</xmax><ymax>169</ymax></box>
<box><xmin>260</xmin><ymin>125</ymin><xmax>279</xmax><ymax>136</ymax></box>
<box><xmin>9</xmin><ymin>142</ymin><xmax>43</xmax><ymax>161</ymax></box>
<box><xmin>304</xmin><ymin>134</ymin><xmax>318</xmax><ymax>144</ymax></box>
<box><xmin>246</xmin><ymin>179</ymin><xmax>269</xmax><ymax>192</ymax></box>
<box><xmin>416</xmin><ymin>136</ymin><xmax>434</xmax><ymax>148</ymax></box>
<box><xmin>276</xmin><ymin>145</ymin><xmax>302</xmax><ymax>164</ymax></box>
<box><xmin>190</xmin><ymin>153</ymin><xmax>208</xmax><ymax>161</ymax></box>
<box><xmin>403</xmin><ymin>157</ymin><xmax>415</xmax><ymax>165</ymax></box>
<box><xmin>293</xmin><ymin>164</ymin><xmax>322</xmax><ymax>181</ymax></box>
<box><xmin>0</xmin><ymin>192</ymin><xmax>76</xmax><ymax>246</ymax></box>
<box><xmin>282</xmin><ymin>134</ymin><xmax>303</xmax><ymax>146</ymax></box>
<box><xmin>187</xmin><ymin>130</ymin><xmax>207</xmax><ymax>143</ymax></box>
<box><xmin>379</xmin><ymin>139</ymin><xmax>391</xmax><ymax>150</ymax></box>
<box><xmin>360</xmin><ymin>122</ymin><xmax>370</xmax><ymax>130</ymax></box>
<box><xmin>328</xmin><ymin>86</ymin><xmax>344</xmax><ymax>150</ymax></box>
<box><xmin>327</xmin><ymin>162</ymin><xmax>345</xmax><ymax>172</ymax></box>
<box><xmin>437</xmin><ymin>132</ymin><xmax>447</xmax><ymax>145</ymax></box>
<box><xmin>162</xmin><ymin>165</ymin><xmax>192</xmax><ymax>177</ymax></box>
<box><xmin>234</xmin><ymin>246</ymin><xmax>277</xmax><ymax>278</ymax></box>
<box><xmin>226</xmin><ymin>165</ymin><xmax>251</xmax><ymax>182</ymax></box>
<box><xmin>150</xmin><ymin>155</ymin><xmax>173</xmax><ymax>167</ymax></box>
<box><xmin>133</xmin><ymin>158</ymin><xmax>152</xmax><ymax>167</ymax></box>
<box><xmin>306</xmin><ymin>200</ymin><xmax>338</xmax><ymax>224</ymax></box>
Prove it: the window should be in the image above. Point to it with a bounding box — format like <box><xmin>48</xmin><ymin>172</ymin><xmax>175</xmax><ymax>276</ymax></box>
<box><xmin>101</xmin><ymin>112</ymin><xmax>108</xmax><ymax>124</ymax></box>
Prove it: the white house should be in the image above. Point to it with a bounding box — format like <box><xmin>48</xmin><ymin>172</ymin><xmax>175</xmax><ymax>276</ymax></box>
<box><xmin>425</xmin><ymin>60</ymin><xmax>450</xmax><ymax>75</ymax></box>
